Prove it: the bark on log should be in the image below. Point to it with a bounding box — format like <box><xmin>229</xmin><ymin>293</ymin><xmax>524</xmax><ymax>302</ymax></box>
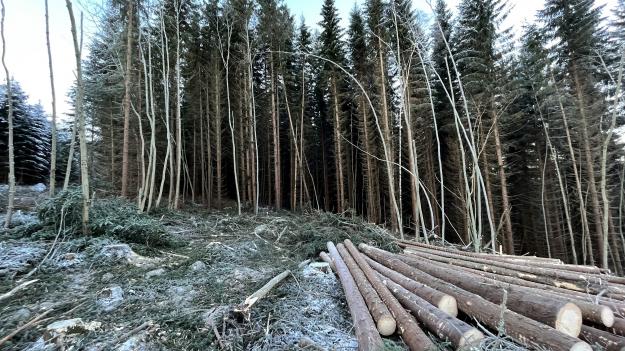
<box><xmin>397</xmin><ymin>251</ymin><xmax>583</xmax><ymax>337</ymax></box>
<box><xmin>452</xmin><ymin>263</ymin><xmax>625</xmax><ymax>316</ymax></box>
<box><xmin>398</xmin><ymin>240</ymin><xmax>564</xmax><ymax>264</ymax></box>
<box><xmin>580</xmin><ymin>325</ymin><xmax>625</xmax><ymax>351</ymax></box>
<box><xmin>359</xmin><ymin>244</ymin><xmax>592</xmax><ymax>351</ymax></box>
<box><xmin>405</xmin><ymin>254</ymin><xmax>614</xmax><ymax>327</ymax></box>
<box><xmin>337</xmin><ymin>244</ymin><xmax>396</xmax><ymax>336</ymax></box>
<box><xmin>403</xmin><ymin>248</ymin><xmax>617</xmax><ymax>297</ymax></box>
<box><xmin>404</xmin><ymin>245</ymin><xmax>624</xmax><ymax>288</ymax></box>
<box><xmin>364</xmin><ymin>256</ymin><xmax>458</xmax><ymax>317</ymax></box>
<box><xmin>611</xmin><ymin>318</ymin><xmax>625</xmax><ymax>337</ymax></box>
<box><xmin>342</xmin><ymin>241</ymin><xmax>435</xmax><ymax>350</ymax></box>
<box><xmin>399</xmin><ymin>241</ymin><xmax>613</xmax><ymax>275</ymax></box>
<box><xmin>326</xmin><ymin>242</ymin><xmax>384</xmax><ymax>351</ymax></box>
<box><xmin>378</xmin><ymin>271</ymin><xmax>484</xmax><ymax>349</ymax></box>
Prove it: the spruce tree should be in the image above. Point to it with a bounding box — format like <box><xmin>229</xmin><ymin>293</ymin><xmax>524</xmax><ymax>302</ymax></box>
<box><xmin>319</xmin><ymin>0</ymin><xmax>349</xmax><ymax>213</ymax></box>
<box><xmin>541</xmin><ymin>0</ymin><xmax>613</xmax><ymax>267</ymax></box>
<box><xmin>454</xmin><ymin>0</ymin><xmax>514</xmax><ymax>253</ymax></box>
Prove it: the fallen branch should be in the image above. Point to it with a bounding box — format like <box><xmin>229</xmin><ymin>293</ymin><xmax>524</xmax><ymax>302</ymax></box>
<box><xmin>0</xmin><ymin>309</ymin><xmax>53</xmax><ymax>347</ymax></box>
<box><xmin>0</xmin><ymin>279</ymin><xmax>39</xmax><ymax>303</ymax></box>
<box><xmin>234</xmin><ymin>269</ymin><xmax>291</xmax><ymax>321</ymax></box>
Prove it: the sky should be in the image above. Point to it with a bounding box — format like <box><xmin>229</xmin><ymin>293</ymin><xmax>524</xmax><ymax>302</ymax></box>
<box><xmin>0</xmin><ymin>0</ymin><xmax>619</xmax><ymax>120</ymax></box>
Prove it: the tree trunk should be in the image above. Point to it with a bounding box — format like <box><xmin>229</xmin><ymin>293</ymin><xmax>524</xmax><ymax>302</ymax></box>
<box><xmin>336</xmin><ymin>244</ymin><xmax>396</xmax><ymax>336</ymax></box>
<box><xmin>66</xmin><ymin>0</ymin><xmax>90</xmax><ymax>233</ymax></box>
<box><xmin>492</xmin><ymin>110</ymin><xmax>514</xmax><ymax>254</ymax></box>
<box><xmin>359</xmin><ymin>244</ymin><xmax>592</xmax><ymax>351</ymax></box>
<box><xmin>120</xmin><ymin>0</ymin><xmax>133</xmax><ymax>198</ymax></box>
<box><xmin>326</xmin><ymin>242</ymin><xmax>384</xmax><ymax>351</ymax></box>
<box><xmin>364</xmin><ymin>255</ymin><xmax>457</xmax><ymax>316</ymax></box>
<box><xmin>1</xmin><ymin>0</ymin><xmax>14</xmax><ymax>229</ymax></box>
<box><xmin>45</xmin><ymin>0</ymin><xmax>57</xmax><ymax>197</ymax></box>
<box><xmin>332</xmin><ymin>77</ymin><xmax>345</xmax><ymax>213</ymax></box>
<box><xmin>379</xmin><ymin>271</ymin><xmax>484</xmax><ymax>348</ymax></box>
<box><xmin>343</xmin><ymin>241</ymin><xmax>435</xmax><ymax>350</ymax></box>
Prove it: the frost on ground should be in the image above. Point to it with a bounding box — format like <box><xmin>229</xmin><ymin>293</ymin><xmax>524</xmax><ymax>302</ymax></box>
<box><xmin>0</xmin><ymin>203</ymin><xmax>400</xmax><ymax>351</ymax></box>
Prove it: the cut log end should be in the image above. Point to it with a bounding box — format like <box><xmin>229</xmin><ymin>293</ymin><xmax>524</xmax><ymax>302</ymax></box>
<box><xmin>437</xmin><ymin>295</ymin><xmax>458</xmax><ymax>317</ymax></box>
<box><xmin>377</xmin><ymin>315</ymin><xmax>397</xmax><ymax>336</ymax></box>
<box><xmin>570</xmin><ymin>341</ymin><xmax>593</xmax><ymax>351</ymax></box>
<box><xmin>602</xmin><ymin>305</ymin><xmax>616</xmax><ymax>327</ymax></box>
<box><xmin>556</xmin><ymin>302</ymin><xmax>583</xmax><ymax>337</ymax></box>
<box><xmin>458</xmin><ymin>329</ymin><xmax>485</xmax><ymax>347</ymax></box>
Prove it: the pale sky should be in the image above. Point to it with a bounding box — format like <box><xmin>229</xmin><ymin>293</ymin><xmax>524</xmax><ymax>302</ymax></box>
<box><xmin>0</xmin><ymin>0</ymin><xmax>619</xmax><ymax>121</ymax></box>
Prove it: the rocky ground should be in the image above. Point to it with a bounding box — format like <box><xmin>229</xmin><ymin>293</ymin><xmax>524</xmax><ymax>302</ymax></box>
<box><xmin>0</xmin><ymin>188</ymin><xmax>402</xmax><ymax>351</ymax></box>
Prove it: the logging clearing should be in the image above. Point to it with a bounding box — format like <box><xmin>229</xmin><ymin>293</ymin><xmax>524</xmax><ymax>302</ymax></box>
<box><xmin>2</xmin><ymin>0</ymin><xmax>625</xmax><ymax>350</ymax></box>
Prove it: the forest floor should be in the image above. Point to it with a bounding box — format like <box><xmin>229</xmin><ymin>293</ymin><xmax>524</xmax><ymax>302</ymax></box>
<box><xmin>0</xmin><ymin>186</ymin><xmax>406</xmax><ymax>351</ymax></box>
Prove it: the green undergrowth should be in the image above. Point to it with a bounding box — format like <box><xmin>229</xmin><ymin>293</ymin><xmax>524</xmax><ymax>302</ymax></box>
<box><xmin>16</xmin><ymin>188</ymin><xmax>175</xmax><ymax>247</ymax></box>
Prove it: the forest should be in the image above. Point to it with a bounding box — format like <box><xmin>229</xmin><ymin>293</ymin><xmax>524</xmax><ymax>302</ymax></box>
<box><xmin>2</xmin><ymin>0</ymin><xmax>625</xmax><ymax>271</ymax></box>
<box><xmin>2</xmin><ymin>0</ymin><xmax>625</xmax><ymax>349</ymax></box>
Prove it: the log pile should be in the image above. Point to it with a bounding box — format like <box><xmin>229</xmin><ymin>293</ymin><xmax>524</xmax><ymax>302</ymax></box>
<box><xmin>322</xmin><ymin>239</ymin><xmax>625</xmax><ymax>351</ymax></box>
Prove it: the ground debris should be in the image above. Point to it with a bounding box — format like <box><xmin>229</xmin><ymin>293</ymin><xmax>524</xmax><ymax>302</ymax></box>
<box><xmin>0</xmin><ymin>209</ymin><xmax>398</xmax><ymax>351</ymax></box>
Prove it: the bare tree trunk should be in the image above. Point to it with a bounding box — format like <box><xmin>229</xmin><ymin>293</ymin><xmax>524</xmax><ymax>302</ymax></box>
<box><xmin>492</xmin><ymin>110</ymin><xmax>514</xmax><ymax>254</ymax></box>
<box><xmin>1</xmin><ymin>0</ymin><xmax>14</xmax><ymax>228</ymax></box>
<box><xmin>270</xmin><ymin>56</ymin><xmax>281</xmax><ymax>209</ymax></box>
<box><xmin>331</xmin><ymin>77</ymin><xmax>345</xmax><ymax>213</ymax></box>
<box><xmin>552</xmin><ymin>73</ymin><xmax>593</xmax><ymax>265</ymax></box>
<box><xmin>572</xmin><ymin>64</ymin><xmax>605</xmax><ymax>267</ymax></box>
<box><xmin>45</xmin><ymin>0</ymin><xmax>57</xmax><ymax>197</ymax></box>
<box><xmin>214</xmin><ymin>73</ymin><xmax>222</xmax><ymax>209</ymax></box>
<box><xmin>121</xmin><ymin>0</ymin><xmax>134</xmax><ymax>198</ymax></box>
<box><xmin>66</xmin><ymin>0</ymin><xmax>89</xmax><ymax>233</ymax></box>
<box><xmin>173</xmin><ymin>0</ymin><xmax>182</xmax><ymax>209</ymax></box>
<box><xmin>599</xmin><ymin>50</ymin><xmax>624</xmax><ymax>270</ymax></box>
<box><xmin>375</xmin><ymin>38</ymin><xmax>399</xmax><ymax>233</ymax></box>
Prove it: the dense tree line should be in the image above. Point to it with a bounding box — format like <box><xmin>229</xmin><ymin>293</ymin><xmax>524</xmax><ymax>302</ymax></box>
<box><xmin>2</xmin><ymin>0</ymin><xmax>625</xmax><ymax>271</ymax></box>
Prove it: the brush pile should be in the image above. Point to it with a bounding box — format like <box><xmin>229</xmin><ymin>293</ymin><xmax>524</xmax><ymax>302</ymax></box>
<box><xmin>323</xmin><ymin>239</ymin><xmax>625</xmax><ymax>351</ymax></box>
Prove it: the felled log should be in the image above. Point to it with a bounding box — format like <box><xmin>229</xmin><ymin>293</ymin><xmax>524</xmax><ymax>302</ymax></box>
<box><xmin>396</xmin><ymin>251</ymin><xmax>583</xmax><ymax>337</ymax></box>
<box><xmin>359</xmin><ymin>244</ymin><xmax>592</xmax><ymax>351</ymax></box>
<box><xmin>404</xmin><ymin>245</ymin><xmax>623</xmax><ymax>288</ymax></box>
<box><xmin>378</xmin><ymin>271</ymin><xmax>484</xmax><ymax>349</ymax></box>
<box><xmin>337</xmin><ymin>244</ymin><xmax>396</xmax><ymax>336</ymax></box>
<box><xmin>403</xmin><ymin>248</ymin><xmax>616</xmax><ymax>296</ymax></box>
<box><xmin>611</xmin><ymin>318</ymin><xmax>625</xmax><ymax>336</ymax></box>
<box><xmin>398</xmin><ymin>240</ymin><xmax>565</xmax><ymax>265</ymax></box>
<box><xmin>364</xmin><ymin>256</ymin><xmax>458</xmax><ymax>317</ymax></box>
<box><xmin>580</xmin><ymin>325</ymin><xmax>625</xmax><ymax>351</ymax></box>
<box><xmin>342</xmin><ymin>240</ymin><xmax>435</xmax><ymax>350</ymax></box>
<box><xmin>326</xmin><ymin>242</ymin><xmax>384</xmax><ymax>351</ymax></box>
<box><xmin>452</xmin><ymin>263</ymin><xmax>625</xmax><ymax>317</ymax></box>
<box><xmin>405</xmin><ymin>254</ymin><xmax>614</xmax><ymax>327</ymax></box>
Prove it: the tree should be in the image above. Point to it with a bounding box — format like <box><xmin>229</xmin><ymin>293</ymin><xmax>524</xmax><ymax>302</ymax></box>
<box><xmin>1</xmin><ymin>0</ymin><xmax>13</xmax><ymax>228</ymax></box>
<box><xmin>541</xmin><ymin>0</ymin><xmax>611</xmax><ymax>267</ymax></box>
<box><xmin>66</xmin><ymin>0</ymin><xmax>90</xmax><ymax>233</ymax></box>
<box><xmin>121</xmin><ymin>0</ymin><xmax>134</xmax><ymax>198</ymax></box>
<box><xmin>454</xmin><ymin>0</ymin><xmax>513</xmax><ymax>253</ymax></box>
<box><xmin>45</xmin><ymin>0</ymin><xmax>58</xmax><ymax>196</ymax></box>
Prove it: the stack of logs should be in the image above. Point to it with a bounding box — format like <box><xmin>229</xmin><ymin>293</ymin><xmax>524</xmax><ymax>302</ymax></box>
<box><xmin>320</xmin><ymin>239</ymin><xmax>625</xmax><ymax>351</ymax></box>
